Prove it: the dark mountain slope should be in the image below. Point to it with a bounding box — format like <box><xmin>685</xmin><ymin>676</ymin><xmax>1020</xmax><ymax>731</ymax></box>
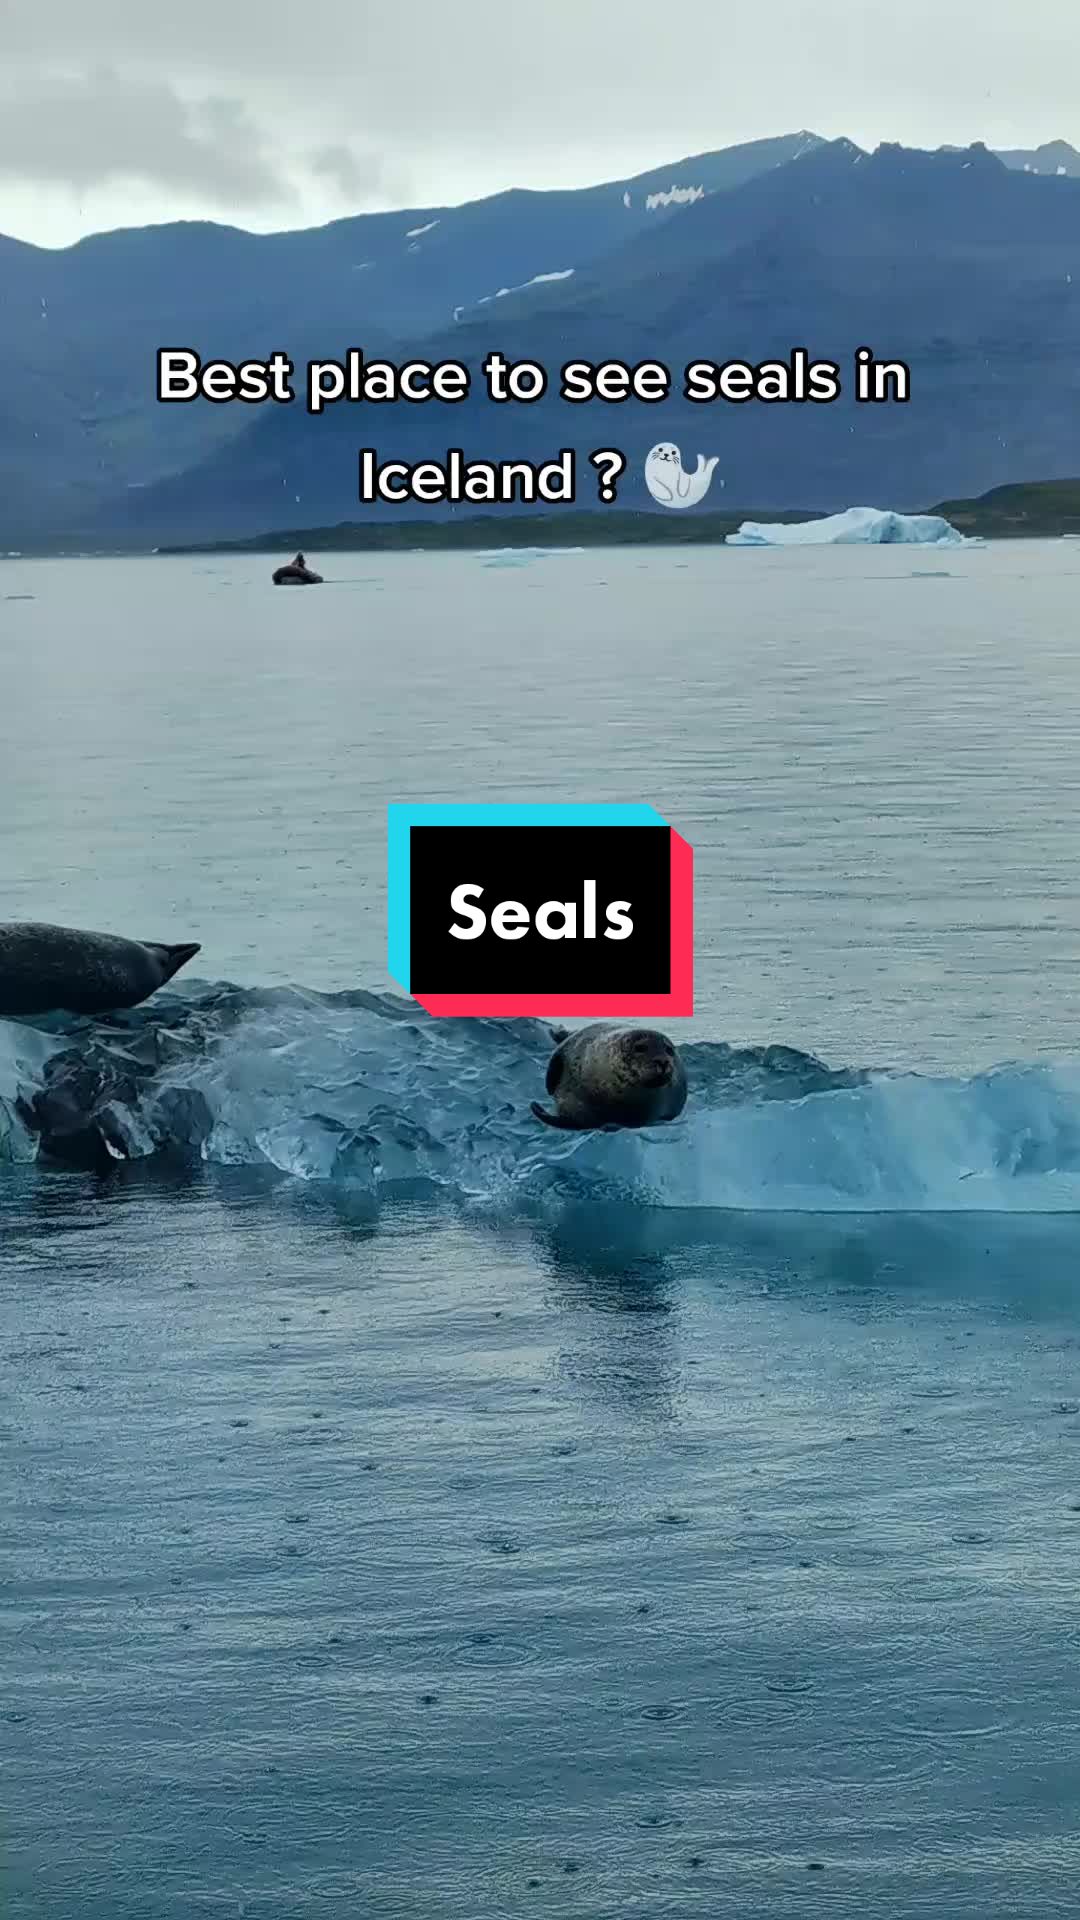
<box><xmin>990</xmin><ymin>139</ymin><xmax>1080</xmax><ymax>177</ymax></box>
<box><xmin>0</xmin><ymin>132</ymin><xmax>823</xmax><ymax>534</ymax></box>
<box><xmin>110</xmin><ymin>142</ymin><xmax>1080</xmax><ymax>540</ymax></box>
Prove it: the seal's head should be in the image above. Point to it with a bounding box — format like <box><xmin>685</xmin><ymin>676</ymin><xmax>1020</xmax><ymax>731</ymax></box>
<box><xmin>532</xmin><ymin>1023</ymin><xmax>686</xmax><ymax>1130</ymax></box>
<box><xmin>617</xmin><ymin>1027</ymin><xmax>679</xmax><ymax>1089</ymax></box>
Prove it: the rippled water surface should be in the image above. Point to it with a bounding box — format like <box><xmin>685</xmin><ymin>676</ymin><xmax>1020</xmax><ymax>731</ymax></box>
<box><xmin>5</xmin><ymin>542</ymin><xmax>1080</xmax><ymax>1918</ymax></box>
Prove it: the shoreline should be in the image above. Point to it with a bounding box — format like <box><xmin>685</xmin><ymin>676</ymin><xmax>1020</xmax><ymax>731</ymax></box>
<box><xmin>1</xmin><ymin>529</ymin><xmax>1071</xmax><ymax>561</ymax></box>
<box><xmin>5</xmin><ymin>480</ymin><xmax>1080</xmax><ymax>559</ymax></box>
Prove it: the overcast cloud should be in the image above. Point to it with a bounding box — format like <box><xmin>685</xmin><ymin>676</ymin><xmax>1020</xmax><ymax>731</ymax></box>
<box><xmin>2</xmin><ymin>0</ymin><xmax>1077</xmax><ymax>246</ymax></box>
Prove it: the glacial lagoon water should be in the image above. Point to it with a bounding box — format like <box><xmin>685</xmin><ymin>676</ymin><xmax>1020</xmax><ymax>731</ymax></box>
<box><xmin>5</xmin><ymin>540</ymin><xmax>1080</xmax><ymax>1917</ymax></box>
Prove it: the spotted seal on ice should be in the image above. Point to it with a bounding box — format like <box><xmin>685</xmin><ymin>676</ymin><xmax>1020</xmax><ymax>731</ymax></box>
<box><xmin>0</xmin><ymin>922</ymin><xmax>201</xmax><ymax>1018</ymax></box>
<box><xmin>531</xmin><ymin>1023</ymin><xmax>688</xmax><ymax>1131</ymax></box>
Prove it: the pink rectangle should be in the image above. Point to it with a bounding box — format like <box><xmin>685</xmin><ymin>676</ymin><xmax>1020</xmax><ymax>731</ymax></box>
<box><xmin>418</xmin><ymin>830</ymin><xmax>693</xmax><ymax>1018</ymax></box>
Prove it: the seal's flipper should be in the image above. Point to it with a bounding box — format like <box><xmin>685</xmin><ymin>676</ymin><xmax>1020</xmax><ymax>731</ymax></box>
<box><xmin>549</xmin><ymin>1026</ymin><xmax>569</xmax><ymax>1046</ymax></box>
<box><xmin>545</xmin><ymin>1046</ymin><xmax>566</xmax><ymax>1096</ymax></box>
<box><xmin>531</xmin><ymin>1101</ymin><xmax>574</xmax><ymax>1129</ymax></box>
<box><xmin>154</xmin><ymin>942</ymin><xmax>201</xmax><ymax>985</ymax></box>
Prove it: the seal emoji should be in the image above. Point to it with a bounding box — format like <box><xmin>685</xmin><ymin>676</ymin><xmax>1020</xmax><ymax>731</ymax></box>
<box><xmin>644</xmin><ymin>442</ymin><xmax>719</xmax><ymax>509</ymax></box>
<box><xmin>531</xmin><ymin>1023</ymin><xmax>688</xmax><ymax>1131</ymax></box>
<box><xmin>0</xmin><ymin>922</ymin><xmax>201</xmax><ymax>1018</ymax></box>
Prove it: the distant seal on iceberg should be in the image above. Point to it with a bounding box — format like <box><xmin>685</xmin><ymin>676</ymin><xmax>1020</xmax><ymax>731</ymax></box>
<box><xmin>0</xmin><ymin>922</ymin><xmax>200</xmax><ymax>1018</ymax></box>
<box><xmin>531</xmin><ymin>1024</ymin><xmax>688</xmax><ymax>1131</ymax></box>
<box><xmin>273</xmin><ymin>551</ymin><xmax>323</xmax><ymax>585</ymax></box>
<box><xmin>644</xmin><ymin>443</ymin><xmax>719</xmax><ymax>510</ymax></box>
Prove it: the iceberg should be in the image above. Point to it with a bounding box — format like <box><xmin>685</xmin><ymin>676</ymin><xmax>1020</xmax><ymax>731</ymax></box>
<box><xmin>476</xmin><ymin>546</ymin><xmax>585</xmax><ymax>567</ymax></box>
<box><xmin>13</xmin><ymin>987</ymin><xmax>1080</xmax><ymax>1213</ymax></box>
<box><xmin>726</xmin><ymin>506</ymin><xmax>967</xmax><ymax>547</ymax></box>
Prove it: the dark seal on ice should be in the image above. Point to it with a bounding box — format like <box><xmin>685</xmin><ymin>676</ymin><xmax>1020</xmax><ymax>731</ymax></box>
<box><xmin>0</xmin><ymin>921</ymin><xmax>200</xmax><ymax>1017</ymax></box>
<box><xmin>531</xmin><ymin>1023</ymin><xmax>688</xmax><ymax>1131</ymax></box>
<box><xmin>272</xmin><ymin>551</ymin><xmax>323</xmax><ymax>585</ymax></box>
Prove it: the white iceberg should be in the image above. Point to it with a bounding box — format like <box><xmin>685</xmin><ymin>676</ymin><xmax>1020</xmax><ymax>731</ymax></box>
<box><xmin>726</xmin><ymin>506</ymin><xmax>967</xmax><ymax>547</ymax></box>
<box><xmin>476</xmin><ymin>546</ymin><xmax>586</xmax><ymax>568</ymax></box>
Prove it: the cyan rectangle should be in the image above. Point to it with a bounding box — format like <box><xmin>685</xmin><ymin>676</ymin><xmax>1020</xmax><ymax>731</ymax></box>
<box><xmin>387</xmin><ymin>802</ymin><xmax>672</xmax><ymax>1001</ymax></box>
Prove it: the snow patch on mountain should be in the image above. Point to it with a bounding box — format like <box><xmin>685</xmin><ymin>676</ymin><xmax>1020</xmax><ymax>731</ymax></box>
<box><xmin>644</xmin><ymin>184</ymin><xmax>705</xmax><ymax>210</ymax></box>
<box><xmin>453</xmin><ymin>268</ymin><xmax>575</xmax><ymax>321</ymax></box>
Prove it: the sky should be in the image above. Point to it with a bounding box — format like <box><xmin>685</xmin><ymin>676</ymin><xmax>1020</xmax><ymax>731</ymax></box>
<box><xmin>3</xmin><ymin>0</ymin><xmax>1078</xmax><ymax>247</ymax></box>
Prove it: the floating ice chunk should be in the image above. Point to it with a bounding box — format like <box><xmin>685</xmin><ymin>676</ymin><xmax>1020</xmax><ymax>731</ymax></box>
<box><xmin>0</xmin><ymin>1018</ymin><xmax>65</xmax><ymax>1163</ymax></box>
<box><xmin>405</xmin><ymin>220</ymin><xmax>439</xmax><ymax>238</ymax></box>
<box><xmin>478</xmin><ymin>547</ymin><xmax>586</xmax><ymax>567</ymax></box>
<box><xmin>12</xmin><ymin>991</ymin><xmax>1080</xmax><ymax>1213</ymax></box>
<box><xmin>726</xmin><ymin>507</ymin><xmax>968</xmax><ymax>547</ymax></box>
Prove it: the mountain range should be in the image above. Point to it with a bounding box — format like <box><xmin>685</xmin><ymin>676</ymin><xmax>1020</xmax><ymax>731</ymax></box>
<box><xmin>3</xmin><ymin>132</ymin><xmax>1080</xmax><ymax>543</ymax></box>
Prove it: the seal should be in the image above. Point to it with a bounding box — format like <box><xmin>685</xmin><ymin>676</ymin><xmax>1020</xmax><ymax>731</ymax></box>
<box><xmin>0</xmin><ymin>922</ymin><xmax>201</xmax><ymax>1018</ymax></box>
<box><xmin>531</xmin><ymin>1023</ymin><xmax>688</xmax><ymax>1131</ymax></box>
<box><xmin>272</xmin><ymin>552</ymin><xmax>323</xmax><ymax>585</ymax></box>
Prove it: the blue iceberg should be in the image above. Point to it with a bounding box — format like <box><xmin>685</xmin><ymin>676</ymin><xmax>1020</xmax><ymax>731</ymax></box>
<box><xmin>726</xmin><ymin>506</ymin><xmax>968</xmax><ymax>547</ymax></box>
